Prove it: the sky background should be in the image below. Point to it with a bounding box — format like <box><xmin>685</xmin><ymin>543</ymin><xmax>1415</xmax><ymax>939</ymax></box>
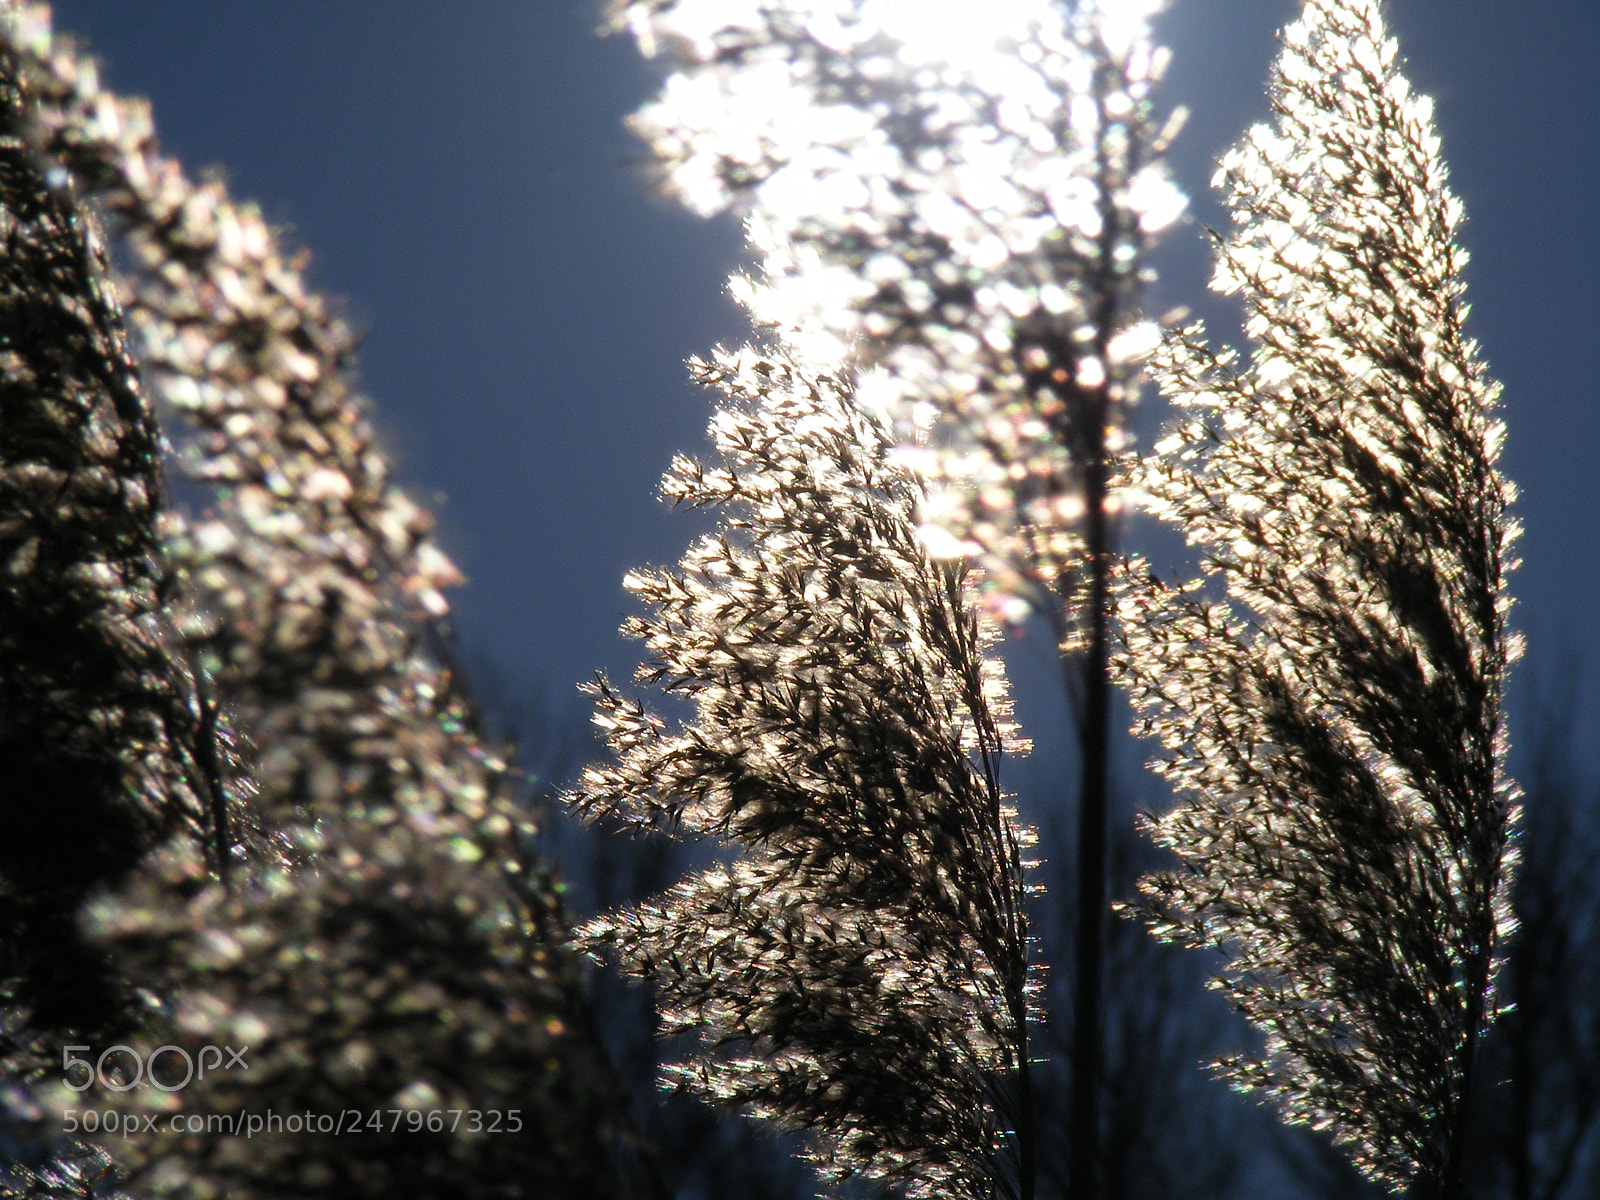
<box><xmin>45</xmin><ymin>0</ymin><xmax>1600</xmax><ymax>784</ymax></box>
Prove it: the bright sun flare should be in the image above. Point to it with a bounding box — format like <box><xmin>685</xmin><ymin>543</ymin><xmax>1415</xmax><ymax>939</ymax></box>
<box><xmin>860</xmin><ymin>0</ymin><xmax>1049</xmax><ymax>69</ymax></box>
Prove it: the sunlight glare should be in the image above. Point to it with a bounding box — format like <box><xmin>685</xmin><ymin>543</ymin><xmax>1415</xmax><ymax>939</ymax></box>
<box><xmin>861</xmin><ymin>0</ymin><xmax>1049</xmax><ymax>72</ymax></box>
<box><xmin>1094</xmin><ymin>0</ymin><xmax>1167</xmax><ymax>59</ymax></box>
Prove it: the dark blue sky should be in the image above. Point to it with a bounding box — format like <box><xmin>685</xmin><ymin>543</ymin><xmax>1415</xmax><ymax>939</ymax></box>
<box><xmin>47</xmin><ymin>0</ymin><xmax>1600</xmax><ymax>775</ymax></box>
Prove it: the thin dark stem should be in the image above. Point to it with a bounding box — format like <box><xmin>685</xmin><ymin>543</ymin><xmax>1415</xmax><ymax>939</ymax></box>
<box><xmin>1069</xmin><ymin>448</ymin><xmax>1112</xmax><ymax>1200</ymax></box>
<box><xmin>1064</xmin><ymin>53</ymin><xmax>1133</xmax><ymax>1196</ymax></box>
<box><xmin>1436</xmin><ymin>925</ymin><xmax>1495</xmax><ymax>1200</ymax></box>
<box><xmin>194</xmin><ymin>683</ymin><xmax>233</xmax><ymax>885</ymax></box>
<box><xmin>1508</xmin><ymin>978</ymin><xmax>1536</xmax><ymax>1200</ymax></box>
<box><xmin>1015</xmin><ymin>988</ymin><xmax>1037</xmax><ymax>1200</ymax></box>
